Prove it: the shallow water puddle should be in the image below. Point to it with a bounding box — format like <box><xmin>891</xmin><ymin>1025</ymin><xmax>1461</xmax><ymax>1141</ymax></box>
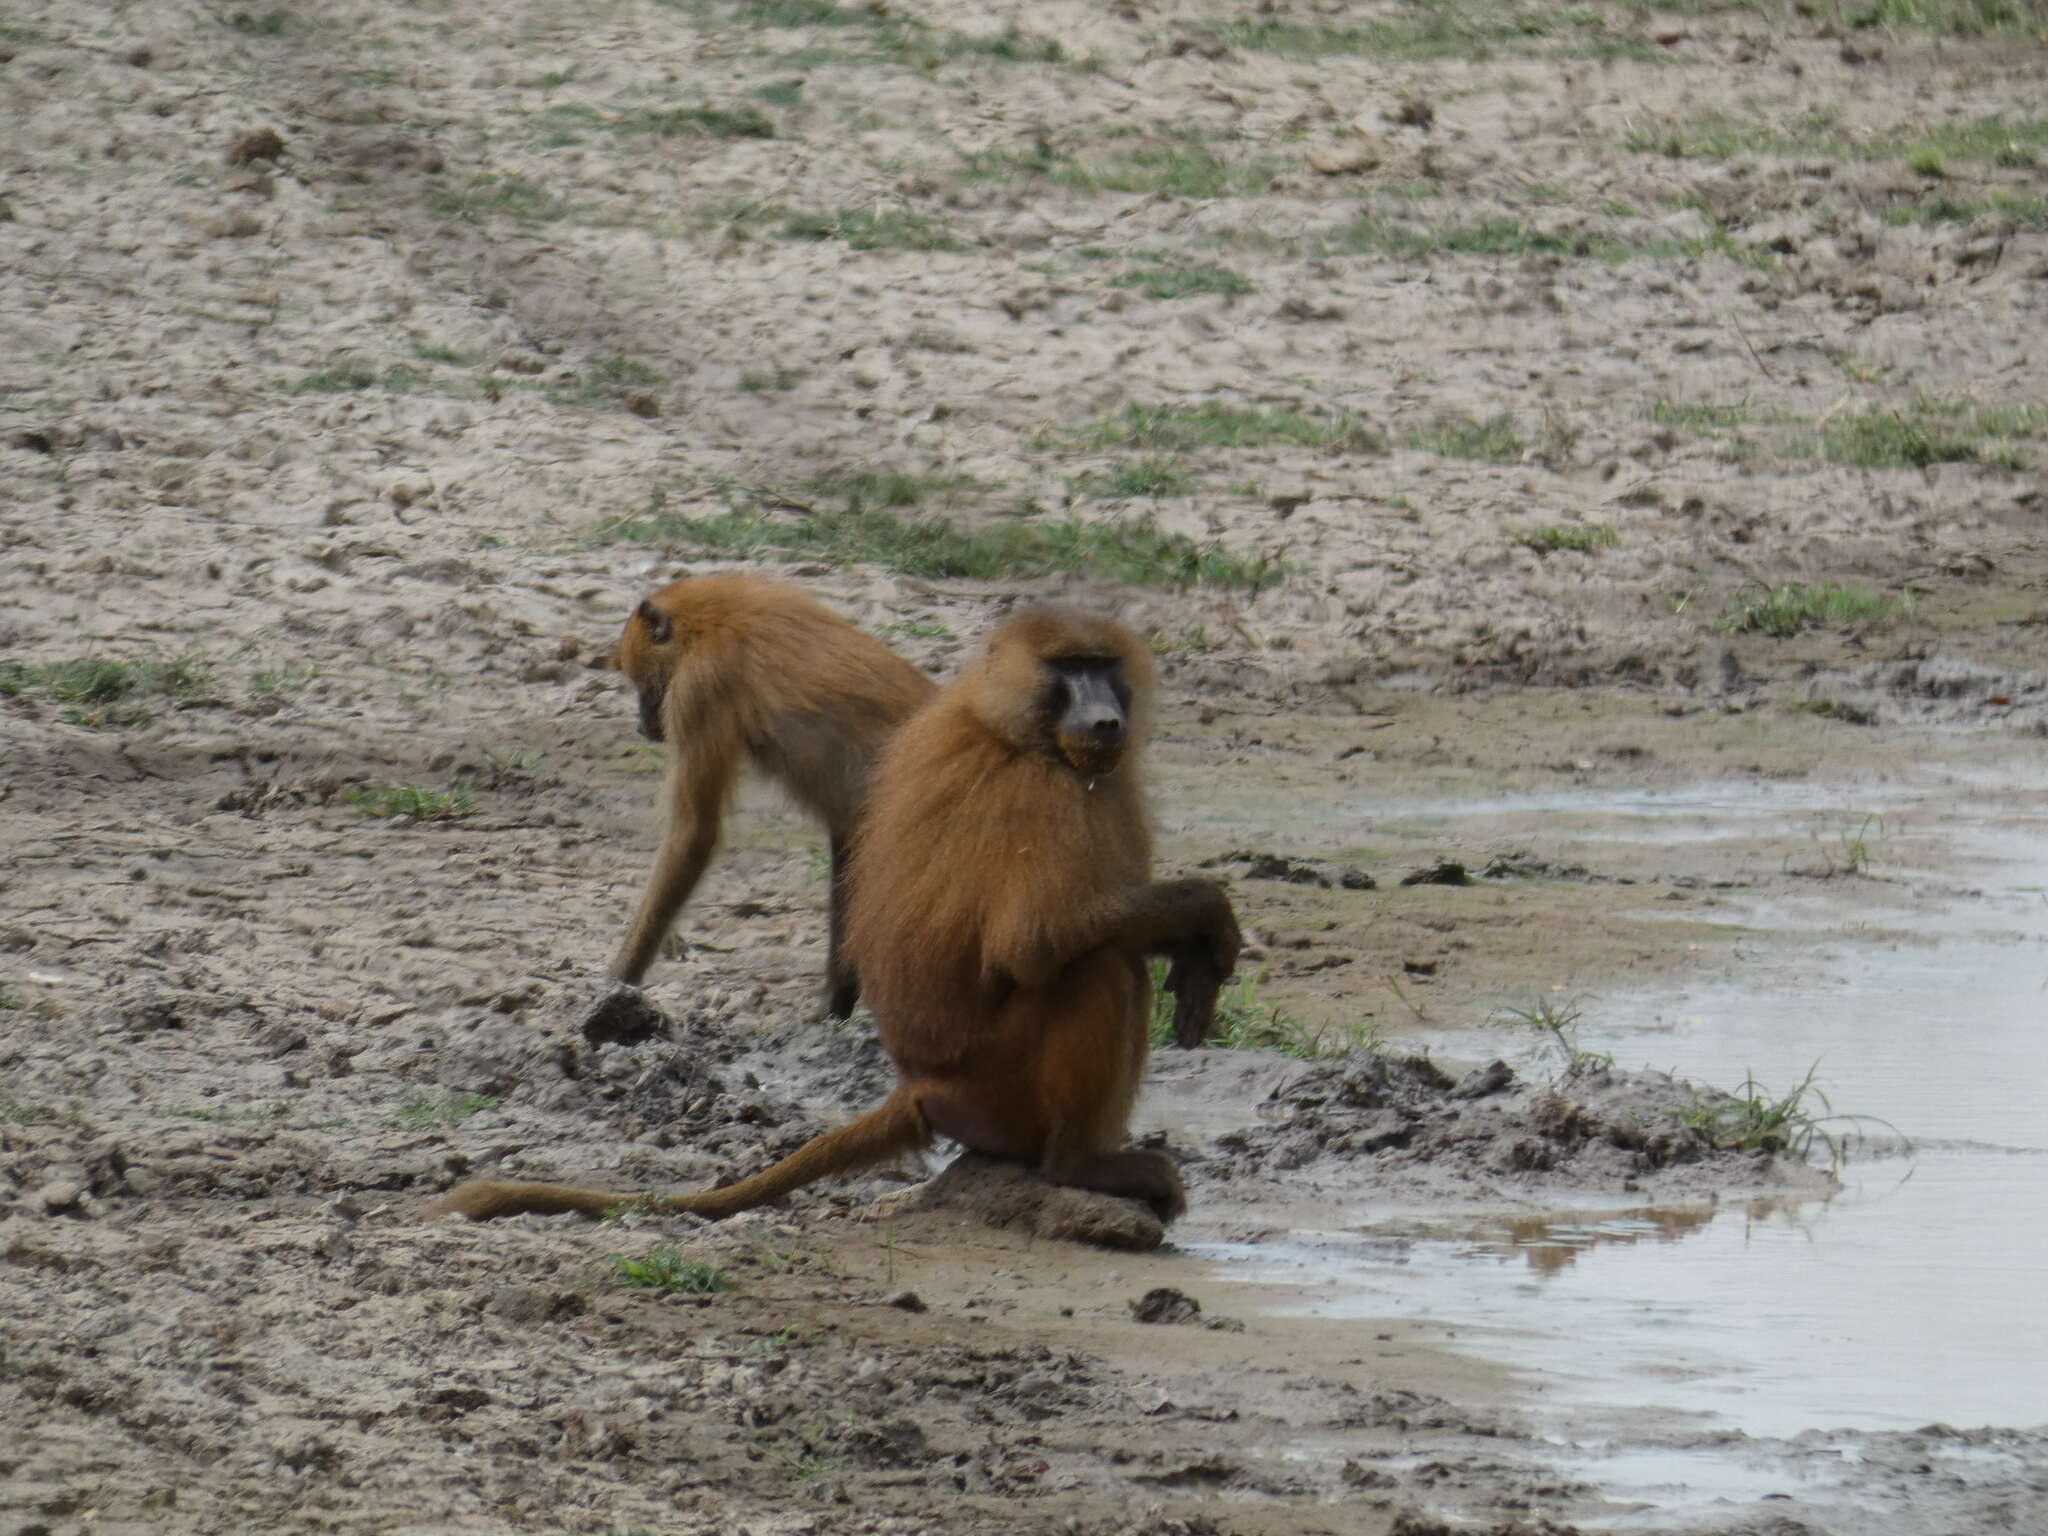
<box><xmin>1200</xmin><ymin>776</ymin><xmax>2048</xmax><ymax>1449</ymax></box>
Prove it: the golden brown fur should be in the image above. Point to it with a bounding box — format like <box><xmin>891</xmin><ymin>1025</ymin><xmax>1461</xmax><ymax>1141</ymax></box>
<box><xmin>603</xmin><ymin>573</ymin><xmax>935</xmax><ymax>1018</ymax></box>
<box><xmin>425</xmin><ymin>608</ymin><xmax>1240</xmax><ymax>1226</ymax></box>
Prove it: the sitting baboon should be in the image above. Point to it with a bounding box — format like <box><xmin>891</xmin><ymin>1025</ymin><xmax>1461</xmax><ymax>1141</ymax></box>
<box><xmin>427</xmin><ymin>607</ymin><xmax>1239</xmax><ymax>1224</ymax></box>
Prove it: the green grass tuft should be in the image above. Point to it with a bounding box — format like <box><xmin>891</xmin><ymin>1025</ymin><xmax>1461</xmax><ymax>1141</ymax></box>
<box><xmin>392</xmin><ymin>1091</ymin><xmax>497</xmax><ymax>1129</ymax></box>
<box><xmin>1884</xmin><ymin>192</ymin><xmax>2048</xmax><ymax>228</ymax></box>
<box><xmin>1490</xmin><ymin>995</ymin><xmax>1613</xmax><ymax>1074</ymax></box>
<box><xmin>612</xmin><ymin>1249</ymin><xmax>735</xmax><ymax>1294</ymax></box>
<box><xmin>291</xmin><ymin>364</ymin><xmax>429</xmax><ymax>395</ymax></box>
<box><xmin>964</xmin><ymin>142</ymin><xmax>1279</xmax><ymax>199</ymax></box>
<box><xmin>225</xmin><ymin>10</ymin><xmax>293</xmax><ymax>37</ymax></box>
<box><xmin>1408</xmin><ymin>412</ymin><xmax>1525</xmax><ymax>462</ymax></box>
<box><xmin>1713</xmin><ymin>583</ymin><xmax>1909</xmax><ymax>637</ymax></box>
<box><xmin>1821</xmin><ymin>401</ymin><xmax>2044</xmax><ymax>469</ymax></box>
<box><xmin>431</xmin><ymin>173</ymin><xmax>574</xmax><ymax>223</ymax></box>
<box><xmin>1149</xmin><ymin>965</ymin><xmax>1378</xmax><ymax>1058</ymax></box>
<box><xmin>1212</xmin><ymin>5</ymin><xmax>1656</xmax><ymax>62</ymax></box>
<box><xmin>779</xmin><ymin>206</ymin><xmax>957</xmax><ymax>251</ymax></box>
<box><xmin>1680</xmin><ymin>1063</ymin><xmax>1909</xmax><ymax>1173</ymax></box>
<box><xmin>0</xmin><ymin>656</ymin><xmax>210</xmax><ymax>728</ymax></box>
<box><xmin>1626</xmin><ymin>109</ymin><xmax>2048</xmax><ymax>168</ymax></box>
<box><xmin>1068</xmin><ymin>458</ymin><xmax>1196</xmax><ymax>499</ymax></box>
<box><xmin>1331</xmin><ymin>210</ymin><xmax>1761</xmax><ymax>266</ymax></box>
<box><xmin>588</xmin><ymin>489</ymin><xmax>1281</xmax><ymax>591</ymax></box>
<box><xmin>348</xmin><ymin>781</ymin><xmax>479</xmax><ymax>821</ymax></box>
<box><xmin>548</xmin><ymin>355</ymin><xmax>667</xmax><ymax>411</ymax></box>
<box><xmin>1846</xmin><ymin>0</ymin><xmax>2048</xmax><ymax>37</ymax></box>
<box><xmin>1107</xmin><ymin>261</ymin><xmax>1253</xmax><ymax>301</ymax></box>
<box><xmin>1060</xmin><ymin>401</ymin><xmax>1382</xmax><ymax>454</ymax></box>
<box><xmin>1652</xmin><ymin>399</ymin><xmax>1752</xmax><ymax>432</ymax></box>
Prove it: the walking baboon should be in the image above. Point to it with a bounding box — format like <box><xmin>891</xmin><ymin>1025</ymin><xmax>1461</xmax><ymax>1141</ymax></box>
<box><xmin>427</xmin><ymin>608</ymin><xmax>1239</xmax><ymax>1225</ymax></box>
<box><xmin>602</xmin><ymin>573</ymin><xmax>934</xmax><ymax>1020</ymax></box>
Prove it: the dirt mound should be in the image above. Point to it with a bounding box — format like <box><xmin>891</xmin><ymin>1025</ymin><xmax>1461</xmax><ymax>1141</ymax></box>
<box><xmin>1205</xmin><ymin>1055</ymin><xmax>1835</xmax><ymax>1205</ymax></box>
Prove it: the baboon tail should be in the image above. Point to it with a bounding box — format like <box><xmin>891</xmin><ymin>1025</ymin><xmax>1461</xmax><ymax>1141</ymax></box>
<box><xmin>666</xmin><ymin>1087</ymin><xmax>928</xmax><ymax>1219</ymax></box>
<box><xmin>419</xmin><ymin>1088</ymin><xmax>929</xmax><ymax>1223</ymax></box>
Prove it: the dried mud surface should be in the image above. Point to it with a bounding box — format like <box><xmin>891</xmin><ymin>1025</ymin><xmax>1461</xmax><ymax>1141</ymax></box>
<box><xmin>6</xmin><ymin>0</ymin><xmax>2048</xmax><ymax>1532</ymax></box>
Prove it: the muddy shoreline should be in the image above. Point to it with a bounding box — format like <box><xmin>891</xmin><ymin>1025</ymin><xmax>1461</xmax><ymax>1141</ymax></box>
<box><xmin>8</xmin><ymin>0</ymin><xmax>2048</xmax><ymax>1530</ymax></box>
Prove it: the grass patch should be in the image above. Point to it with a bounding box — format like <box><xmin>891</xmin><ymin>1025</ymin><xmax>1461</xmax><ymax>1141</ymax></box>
<box><xmin>392</xmin><ymin>1091</ymin><xmax>497</xmax><ymax>1129</ymax></box>
<box><xmin>1714</xmin><ymin>582</ymin><xmax>1909</xmax><ymax>636</ymax></box>
<box><xmin>1515</xmin><ymin>521</ymin><xmax>1618</xmax><ymax>555</ymax></box>
<box><xmin>413</xmin><ymin>343</ymin><xmax>476</xmax><ymax>366</ymax></box>
<box><xmin>659</xmin><ymin>0</ymin><xmax>1069</xmax><ymax>68</ymax></box>
<box><xmin>539</xmin><ymin>101</ymin><xmax>775</xmax><ymax>144</ymax></box>
<box><xmin>1211</xmin><ymin>5</ymin><xmax>1655</xmax><ymax>61</ymax></box>
<box><xmin>1107</xmin><ymin>260</ymin><xmax>1253</xmax><ymax>301</ymax></box>
<box><xmin>169</xmin><ymin>1102</ymin><xmax>292</xmax><ymax>1124</ymax></box>
<box><xmin>1069</xmin><ymin>458</ymin><xmax>1196</xmax><ymax>499</ymax></box>
<box><xmin>224</xmin><ymin>9</ymin><xmax>294</xmax><ymax>37</ymax></box>
<box><xmin>548</xmin><ymin>355</ymin><xmax>667</xmax><ymax>411</ymax></box>
<box><xmin>0</xmin><ymin>1098</ymin><xmax>62</xmax><ymax>1125</ymax></box>
<box><xmin>1059</xmin><ymin>401</ymin><xmax>1383</xmax><ymax>455</ymax></box>
<box><xmin>1680</xmin><ymin>1063</ymin><xmax>1908</xmax><ymax>1173</ymax></box>
<box><xmin>1821</xmin><ymin>401</ymin><xmax>2045</xmax><ymax>469</ymax></box>
<box><xmin>1884</xmin><ymin>192</ymin><xmax>2048</xmax><ymax>229</ymax></box>
<box><xmin>1652</xmin><ymin>399</ymin><xmax>1752</xmax><ymax>432</ymax></box>
<box><xmin>800</xmin><ymin>468</ymin><xmax>981</xmax><ymax>508</ymax></box>
<box><xmin>779</xmin><ymin>206</ymin><xmax>957</xmax><ymax>251</ymax></box>
<box><xmin>1626</xmin><ymin>109</ymin><xmax>2048</xmax><ymax>168</ymax></box>
<box><xmin>1407</xmin><ymin>412</ymin><xmax>1524</xmax><ymax>463</ymax></box>
<box><xmin>1491</xmin><ymin>995</ymin><xmax>1613</xmax><ymax>1074</ymax></box>
<box><xmin>290</xmin><ymin>363</ymin><xmax>427</xmax><ymax>395</ymax></box>
<box><xmin>0</xmin><ymin>656</ymin><xmax>210</xmax><ymax>728</ymax></box>
<box><xmin>431</xmin><ymin>172</ymin><xmax>574</xmax><ymax>223</ymax></box>
<box><xmin>347</xmin><ymin>781</ymin><xmax>479</xmax><ymax>821</ymax></box>
<box><xmin>251</xmin><ymin>664</ymin><xmax>317</xmax><ymax>698</ymax></box>
<box><xmin>1330</xmin><ymin>212</ymin><xmax>1757</xmax><ymax>265</ymax></box>
<box><xmin>963</xmin><ymin>141</ymin><xmax>1280</xmax><ymax>199</ymax></box>
<box><xmin>1149</xmin><ymin>965</ymin><xmax>1378</xmax><ymax>1058</ymax></box>
<box><xmin>1805</xmin><ymin>811</ymin><xmax>1889</xmax><ymax>877</ymax></box>
<box><xmin>1846</xmin><ymin>0</ymin><xmax>2048</xmax><ymax>38</ymax></box>
<box><xmin>612</xmin><ymin>1248</ymin><xmax>735</xmax><ymax>1295</ymax></box>
<box><xmin>589</xmin><ymin>488</ymin><xmax>1282</xmax><ymax>590</ymax></box>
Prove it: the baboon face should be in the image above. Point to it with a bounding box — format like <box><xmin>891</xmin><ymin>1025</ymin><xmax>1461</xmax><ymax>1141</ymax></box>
<box><xmin>1041</xmin><ymin>655</ymin><xmax>1131</xmax><ymax>777</ymax></box>
<box><xmin>614</xmin><ymin>599</ymin><xmax>675</xmax><ymax>743</ymax></box>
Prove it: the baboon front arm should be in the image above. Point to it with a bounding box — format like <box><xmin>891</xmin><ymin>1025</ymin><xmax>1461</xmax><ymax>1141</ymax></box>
<box><xmin>988</xmin><ymin>876</ymin><xmax>1241</xmax><ymax>995</ymax></box>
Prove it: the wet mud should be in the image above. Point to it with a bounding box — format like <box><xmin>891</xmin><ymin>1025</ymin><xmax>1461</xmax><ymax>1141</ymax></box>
<box><xmin>7</xmin><ymin>0</ymin><xmax>2048</xmax><ymax>1532</ymax></box>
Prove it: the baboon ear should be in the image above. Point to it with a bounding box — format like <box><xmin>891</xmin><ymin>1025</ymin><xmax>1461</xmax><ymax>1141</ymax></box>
<box><xmin>637</xmin><ymin>599</ymin><xmax>673</xmax><ymax>645</ymax></box>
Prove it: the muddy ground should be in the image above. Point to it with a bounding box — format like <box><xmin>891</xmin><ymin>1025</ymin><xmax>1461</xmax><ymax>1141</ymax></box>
<box><xmin>5</xmin><ymin>0</ymin><xmax>2048</xmax><ymax>1531</ymax></box>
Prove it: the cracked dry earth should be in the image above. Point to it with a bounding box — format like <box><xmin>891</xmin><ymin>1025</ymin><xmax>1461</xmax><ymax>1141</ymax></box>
<box><xmin>6</xmin><ymin>0</ymin><xmax>2048</xmax><ymax>1532</ymax></box>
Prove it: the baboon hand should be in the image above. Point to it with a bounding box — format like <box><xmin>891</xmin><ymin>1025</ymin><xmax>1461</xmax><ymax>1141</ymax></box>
<box><xmin>1156</xmin><ymin>880</ymin><xmax>1241</xmax><ymax>1048</ymax></box>
<box><xmin>1163</xmin><ymin>943</ymin><xmax>1226</xmax><ymax>1049</ymax></box>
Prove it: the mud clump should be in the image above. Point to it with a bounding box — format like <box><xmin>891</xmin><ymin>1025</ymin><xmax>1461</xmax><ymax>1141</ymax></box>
<box><xmin>1199</xmin><ymin>849</ymin><xmax>1376</xmax><ymax>889</ymax></box>
<box><xmin>894</xmin><ymin>1154</ymin><xmax>1167</xmax><ymax>1250</ymax></box>
<box><xmin>1209</xmin><ymin>1055</ymin><xmax>1834</xmax><ymax>1202</ymax></box>
<box><xmin>1129</xmin><ymin>1286</ymin><xmax>1202</xmax><ymax>1324</ymax></box>
<box><xmin>579</xmin><ymin>984</ymin><xmax>671</xmax><ymax>1047</ymax></box>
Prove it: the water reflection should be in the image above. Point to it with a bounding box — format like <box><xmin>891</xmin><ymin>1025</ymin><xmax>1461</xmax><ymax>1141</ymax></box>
<box><xmin>1464</xmin><ymin>1197</ymin><xmax>1824</xmax><ymax>1277</ymax></box>
<box><xmin>1201</xmin><ymin>775</ymin><xmax>2048</xmax><ymax>1436</ymax></box>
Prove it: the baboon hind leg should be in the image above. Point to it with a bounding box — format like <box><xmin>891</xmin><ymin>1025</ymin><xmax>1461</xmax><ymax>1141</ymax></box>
<box><xmin>824</xmin><ymin>833</ymin><xmax>860</xmax><ymax>1021</ymax></box>
<box><xmin>1030</xmin><ymin>952</ymin><xmax>1185</xmax><ymax>1222</ymax></box>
